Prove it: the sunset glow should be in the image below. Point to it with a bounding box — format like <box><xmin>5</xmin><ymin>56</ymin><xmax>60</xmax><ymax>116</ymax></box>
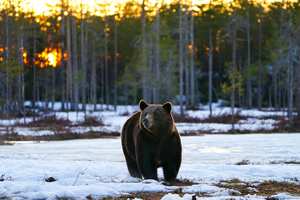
<box><xmin>34</xmin><ymin>48</ymin><xmax>63</xmax><ymax>68</ymax></box>
<box><xmin>0</xmin><ymin>47</ymin><xmax>4</xmax><ymax>62</ymax></box>
<box><xmin>1</xmin><ymin>0</ymin><xmax>297</xmax><ymax>18</ymax></box>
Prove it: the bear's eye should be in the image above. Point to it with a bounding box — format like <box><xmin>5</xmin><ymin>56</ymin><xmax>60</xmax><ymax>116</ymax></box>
<box><xmin>154</xmin><ymin>109</ymin><xmax>163</xmax><ymax>115</ymax></box>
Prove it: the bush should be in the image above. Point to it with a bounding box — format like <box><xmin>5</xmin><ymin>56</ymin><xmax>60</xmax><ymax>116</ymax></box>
<box><xmin>78</xmin><ymin>116</ymin><xmax>104</xmax><ymax>126</ymax></box>
<box><xmin>26</xmin><ymin>115</ymin><xmax>72</xmax><ymax>127</ymax></box>
<box><xmin>172</xmin><ymin>113</ymin><xmax>245</xmax><ymax>124</ymax></box>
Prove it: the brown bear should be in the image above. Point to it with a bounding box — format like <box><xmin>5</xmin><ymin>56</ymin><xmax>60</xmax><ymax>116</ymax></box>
<box><xmin>121</xmin><ymin>100</ymin><xmax>182</xmax><ymax>182</ymax></box>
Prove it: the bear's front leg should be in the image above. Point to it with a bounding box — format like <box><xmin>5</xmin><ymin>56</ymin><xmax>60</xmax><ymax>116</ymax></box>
<box><xmin>161</xmin><ymin>134</ymin><xmax>182</xmax><ymax>182</ymax></box>
<box><xmin>136</xmin><ymin>138</ymin><xmax>158</xmax><ymax>180</ymax></box>
<box><xmin>124</xmin><ymin>153</ymin><xmax>142</xmax><ymax>178</ymax></box>
<box><xmin>162</xmin><ymin>160</ymin><xmax>179</xmax><ymax>182</ymax></box>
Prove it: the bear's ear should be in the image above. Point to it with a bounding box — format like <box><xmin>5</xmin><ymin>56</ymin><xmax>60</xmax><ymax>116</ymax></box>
<box><xmin>139</xmin><ymin>99</ymin><xmax>148</xmax><ymax>111</ymax></box>
<box><xmin>163</xmin><ymin>102</ymin><xmax>172</xmax><ymax>113</ymax></box>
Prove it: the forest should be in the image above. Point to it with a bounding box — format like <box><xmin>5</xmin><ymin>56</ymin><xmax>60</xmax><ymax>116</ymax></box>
<box><xmin>0</xmin><ymin>0</ymin><xmax>300</xmax><ymax>120</ymax></box>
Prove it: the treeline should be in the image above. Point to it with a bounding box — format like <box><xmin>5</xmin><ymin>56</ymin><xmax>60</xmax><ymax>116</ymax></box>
<box><xmin>0</xmin><ymin>0</ymin><xmax>300</xmax><ymax>118</ymax></box>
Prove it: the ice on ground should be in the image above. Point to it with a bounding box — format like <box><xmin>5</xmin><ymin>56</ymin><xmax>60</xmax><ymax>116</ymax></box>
<box><xmin>182</xmin><ymin>184</ymin><xmax>224</xmax><ymax>194</ymax></box>
<box><xmin>161</xmin><ymin>193</ymin><xmax>196</xmax><ymax>200</ymax></box>
<box><xmin>161</xmin><ymin>192</ymin><xmax>300</xmax><ymax>200</ymax></box>
<box><xmin>1</xmin><ymin>134</ymin><xmax>300</xmax><ymax>199</ymax></box>
<box><xmin>272</xmin><ymin>193</ymin><xmax>300</xmax><ymax>200</ymax></box>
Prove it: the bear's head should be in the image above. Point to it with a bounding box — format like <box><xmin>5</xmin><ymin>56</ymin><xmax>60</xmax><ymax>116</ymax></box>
<box><xmin>139</xmin><ymin>99</ymin><xmax>174</xmax><ymax>136</ymax></box>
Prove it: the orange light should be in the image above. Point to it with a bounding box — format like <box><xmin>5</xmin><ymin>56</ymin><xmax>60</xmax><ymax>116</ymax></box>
<box><xmin>0</xmin><ymin>47</ymin><xmax>5</xmax><ymax>62</ymax></box>
<box><xmin>63</xmin><ymin>52</ymin><xmax>68</xmax><ymax>61</ymax></box>
<box><xmin>35</xmin><ymin>47</ymin><xmax>62</xmax><ymax>68</ymax></box>
<box><xmin>23</xmin><ymin>50</ymin><xmax>29</xmax><ymax>65</ymax></box>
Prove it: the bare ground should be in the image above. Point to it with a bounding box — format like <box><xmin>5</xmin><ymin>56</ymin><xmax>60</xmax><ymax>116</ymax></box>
<box><xmin>216</xmin><ymin>179</ymin><xmax>300</xmax><ymax>196</ymax></box>
<box><xmin>101</xmin><ymin>180</ymin><xmax>300</xmax><ymax>200</ymax></box>
<box><xmin>0</xmin><ymin>131</ymin><xmax>119</xmax><ymax>142</ymax></box>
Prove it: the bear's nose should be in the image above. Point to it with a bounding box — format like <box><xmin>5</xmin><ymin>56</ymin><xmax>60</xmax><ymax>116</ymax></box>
<box><xmin>143</xmin><ymin>118</ymin><xmax>149</xmax><ymax>127</ymax></box>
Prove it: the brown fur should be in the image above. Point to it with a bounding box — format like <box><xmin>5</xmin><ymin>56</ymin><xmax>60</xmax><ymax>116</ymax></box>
<box><xmin>121</xmin><ymin>100</ymin><xmax>182</xmax><ymax>181</ymax></box>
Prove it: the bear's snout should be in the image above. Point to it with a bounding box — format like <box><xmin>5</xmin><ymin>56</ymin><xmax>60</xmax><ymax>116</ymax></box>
<box><xmin>142</xmin><ymin>118</ymin><xmax>149</xmax><ymax>127</ymax></box>
<box><xmin>143</xmin><ymin>113</ymin><xmax>154</xmax><ymax>129</ymax></box>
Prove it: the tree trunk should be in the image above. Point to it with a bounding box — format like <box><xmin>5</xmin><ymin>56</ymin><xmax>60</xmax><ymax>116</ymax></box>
<box><xmin>60</xmin><ymin>3</ymin><xmax>66</xmax><ymax>111</ymax></box>
<box><xmin>287</xmin><ymin>40</ymin><xmax>294</xmax><ymax>122</ymax></box>
<box><xmin>104</xmin><ymin>20</ymin><xmax>109</xmax><ymax>108</ymax></box>
<box><xmin>66</xmin><ymin>16</ymin><xmax>73</xmax><ymax>110</ymax></box>
<box><xmin>208</xmin><ymin>28</ymin><xmax>213</xmax><ymax>117</ymax></box>
<box><xmin>141</xmin><ymin>0</ymin><xmax>149</xmax><ymax>101</ymax></box>
<box><xmin>273</xmin><ymin>65</ymin><xmax>278</xmax><ymax>109</ymax></box>
<box><xmin>91</xmin><ymin>35</ymin><xmax>97</xmax><ymax>111</ymax></box>
<box><xmin>113</xmin><ymin>17</ymin><xmax>118</xmax><ymax>110</ymax></box>
<box><xmin>257</xmin><ymin>19</ymin><xmax>263</xmax><ymax>109</ymax></box>
<box><xmin>190</xmin><ymin>10</ymin><xmax>195</xmax><ymax>107</ymax></box>
<box><xmin>179</xmin><ymin>3</ymin><xmax>184</xmax><ymax>116</ymax></box>
<box><xmin>100</xmin><ymin>48</ymin><xmax>105</xmax><ymax>108</ymax></box>
<box><xmin>5</xmin><ymin>13</ymin><xmax>10</xmax><ymax>113</ymax></box>
<box><xmin>17</xmin><ymin>26</ymin><xmax>25</xmax><ymax>114</ymax></box>
<box><xmin>80</xmin><ymin>18</ymin><xmax>87</xmax><ymax>111</ymax></box>
<box><xmin>231</xmin><ymin>24</ymin><xmax>237</xmax><ymax>131</ymax></box>
<box><xmin>296</xmin><ymin>62</ymin><xmax>300</xmax><ymax>117</ymax></box>
<box><xmin>153</xmin><ymin>8</ymin><xmax>160</xmax><ymax>103</ymax></box>
<box><xmin>183</xmin><ymin>8</ymin><xmax>189</xmax><ymax>106</ymax></box>
<box><xmin>32</xmin><ymin>28</ymin><xmax>37</xmax><ymax>112</ymax></box>
<box><xmin>72</xmin><ymin>18</ymin><xmax>79</xmax><ymax>111</ymax></box>
<box><xmin>148</xmin><ymin>32</ymin><xmax>153</xmax><ymax>102</ymax></box>
<box><xmin>51</xmin><ymin>68</ymin><xmax>55</xmax><ymax>110</ymax></box>
<box><xmin>246</xmin><ymin>11</ymin><xmax>252</xmax><ymax>108</ymax></box>
<box><xmin>166</xmin><ymin>50</ymin><xmax>174</xmax><ymax>100</ymax></box>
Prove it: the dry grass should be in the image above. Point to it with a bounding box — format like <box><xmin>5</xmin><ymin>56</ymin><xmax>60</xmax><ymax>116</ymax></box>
<box><xmin>276</xmin><ymin>117</ymin><xmax>300</xmax><ymax>132</ymax></box>
<box><xmin>0</xmin><ymin>131</ymin><xmax>119</xmax><ymax>141</ymax></box>
<box><xmin>0</xmin><ymin>110</ymin><xmax>40</xmax><ymax>120</ymax></box>
<box><xmin>234</xmin><ymin>160</ymin><xmax>300</xmax><ymax>165</ymax></box>
<box><xmin>172</xmin><ymin>113</ymin><xmax>246</xmax><ymax>124</ymax></box>
<box><xmin>25</xmin><ymin>115</ymin><xmax>72</xmax><ymax>127</ymax></box>
<box><xmin>0</xmin><ymin>114</ymin><xmax>116</xmax><ymax>141</ymax></box>
<box><xmin>0</xmin><ymin>140</ymin><xmax>13</xmax><ymax>145</ymax></box>
<box><xmin>104</xmin><ymin>179</ymin><xmax>300</xmax><ymax>199</ymax></box>
<box><xmin>270</xmin><ymin>160</ymin><xmax>300</xmax><ymax>165</ymax></box>
<box><xmin>76</xmin><ymin>116</ymin><xmax>104</xmax><ymax>127</ymax></box>
<box><xmin>103</xmin><ymin>192</ymin><xmax>167</xmax><ymax>200</ymax></box>
<box><xmin>235</xmin><ymin>160</ymin><xmax>251</xmax><ymax>165</ymax></box>
<box><xmin>168</xmin><ymin>179</ymin><xmax>195</xmax><ymax>187</ymax></box>
<box><xmin>102</xmin><ymin>179</ymin><xmax>196</xmax><ymax>200</ymax></box>
<box><xmin>217</xmin><ymin>179</ymin><xmax>300</xmax><ymax>196</ymax></box>
<box><xmin>120</xmin><ymin>111</ymin><xmax>133</xmax><ymax>116</ymax></box>
<box><xmin>258</xmin><ymin>181</ymin><xmax>300</xmax><ymax>196</ymax></box>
